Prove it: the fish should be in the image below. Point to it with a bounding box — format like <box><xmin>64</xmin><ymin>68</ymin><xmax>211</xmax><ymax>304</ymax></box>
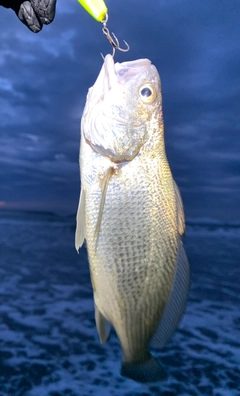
<box><xmin>75</xmin><ymin>54</ymin><xmax>189</xmax><ymax>383</ymax></box>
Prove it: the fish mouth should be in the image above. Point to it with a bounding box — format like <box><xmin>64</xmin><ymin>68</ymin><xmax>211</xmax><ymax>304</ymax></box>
<box><xmin>96</xmin><ymin>55</ymin><xmax>152</xmax><ymax>127</ymax></box>
<box><xmin>83</xmin><ymin>55</ymin><xmax>154</xmax><ymax>162</ymax></box>
<box><xmin>104</xmin><ymin>54</ymin><xmax>152</xmax><ymax>87</ymax></box>
<box><xmin>87</xmin><ymin>55</ymin><xmax>152</xmax><ymax>109</ymax></box>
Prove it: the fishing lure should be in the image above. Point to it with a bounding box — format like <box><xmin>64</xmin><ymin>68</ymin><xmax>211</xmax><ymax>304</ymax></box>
<box><xmin>77</xmin><ymin>0</ymin><xmax>108</xmax><ymax>22</ymax></box>
<box><xmin>77</xmin><ymin>0</ymin><xmax>129</xmax><ymax>56</ymax></box>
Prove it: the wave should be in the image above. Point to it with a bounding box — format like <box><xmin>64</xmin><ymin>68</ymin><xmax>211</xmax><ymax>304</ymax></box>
<box><xmin>1</xmin><ymin>209</ymin><xmax>240</xmax><ymax>234</ymax></box>
<box><xmin>0</xmin><ymin>208</ymin><xmax>73</xmax><ymax>226</ymax></box>
<box><xmin>186</xmin><ymin>217</ymin><xmax>240</xmax><ymax>232</ymax></box>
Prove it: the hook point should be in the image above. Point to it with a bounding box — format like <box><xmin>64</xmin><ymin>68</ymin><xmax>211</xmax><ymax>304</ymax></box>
<box><xmin>101</xmin><ymin>14</ymin><xmax>130</xmax><ymax>57</ymax></box>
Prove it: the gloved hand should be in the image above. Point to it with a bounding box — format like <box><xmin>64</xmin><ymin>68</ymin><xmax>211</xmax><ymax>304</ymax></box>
<box><xmin>0</xmin><ymin>0</ymin><xmax>57</xmax><ymax>33</ymax></box>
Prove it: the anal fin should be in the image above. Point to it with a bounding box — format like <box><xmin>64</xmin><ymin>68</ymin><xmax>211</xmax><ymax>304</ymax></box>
<box><xmin>150</xmin><ymin>241</ymin><xmax>190</xmax><ymax>349</ymax></box>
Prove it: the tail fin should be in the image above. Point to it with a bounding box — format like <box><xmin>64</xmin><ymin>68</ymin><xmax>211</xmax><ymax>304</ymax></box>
<box><xmin>121</xmin><ymin>355</ymin><xmax>167</xmax><ymax>383</ymax></box>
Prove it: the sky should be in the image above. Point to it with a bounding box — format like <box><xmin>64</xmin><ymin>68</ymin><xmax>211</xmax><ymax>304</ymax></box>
<box><xmin>0</xmin><ymin>0</ymin><xmax>240</xmax><ymax>221</ymax></box>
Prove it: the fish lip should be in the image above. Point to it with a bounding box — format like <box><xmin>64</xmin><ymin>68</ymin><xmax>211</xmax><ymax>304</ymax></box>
<box><xmin>103</xmin><ymin>54</ymin><xmax>118</xmax><ymax>90</ymax></box>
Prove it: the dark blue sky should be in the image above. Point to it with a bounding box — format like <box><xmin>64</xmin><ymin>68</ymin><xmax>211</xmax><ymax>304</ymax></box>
<box><xmin>0</xmin><ymin>0</ymin><xmax>240</xmax><ymax>220</ymax></box>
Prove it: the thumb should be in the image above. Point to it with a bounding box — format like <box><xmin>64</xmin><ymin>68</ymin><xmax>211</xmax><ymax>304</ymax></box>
<box><xmin>18</xmin><ymin>1</ymin><xmax>42</xmax><ymax>32</ymax></box>
<box><xmin>31</xmin><ymin>0</ymin><xmax>56</xmax><ymax>25</ymax></box>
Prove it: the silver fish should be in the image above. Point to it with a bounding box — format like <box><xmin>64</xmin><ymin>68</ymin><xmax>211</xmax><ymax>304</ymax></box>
<box><xmin>75</xmin><ymin>55</ymin><xmax>189</xmax><ymax>383</ymax></box>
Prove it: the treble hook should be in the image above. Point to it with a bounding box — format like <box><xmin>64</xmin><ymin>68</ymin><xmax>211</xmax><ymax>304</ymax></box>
<box><xmin>101</xmin><ymin>13</ymin><xmax>130</xmax><ymax>57</ymax></box>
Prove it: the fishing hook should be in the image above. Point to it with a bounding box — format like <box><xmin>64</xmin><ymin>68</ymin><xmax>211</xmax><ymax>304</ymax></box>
<box><xmin>101</xmin><ymin>13</ymin><xmax>130</xmax><ymax>57</ymax></box>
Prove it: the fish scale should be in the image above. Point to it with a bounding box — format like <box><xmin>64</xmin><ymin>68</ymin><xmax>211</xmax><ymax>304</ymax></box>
<box><xmin>76</xmin><ymin>55</ymin><xmax>189</xmax><ymax>382</ymax></box>
<box><xmin>83</xmin><ymin>140</ymin><xmax>177</xmax><ymax>352</ymax></box>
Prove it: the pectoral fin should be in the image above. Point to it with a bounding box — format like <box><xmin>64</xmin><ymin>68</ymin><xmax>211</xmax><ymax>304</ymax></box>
<box><xmin>95</xmin><ymin>304</ymin><xmax>111</xmax><ymax>343</ymax></box>
<box><xmin>173</xmin><ymin>180</ymin><xmax>185</xmax><ymax>236</ymax></box>
<box><xmin>150</xmin><ymin>241</ymin><xmax>189</xmax><ymax>349</ymax></box>
<box><xmin>75</xmin><ymin>188</ymin><xmax>86</xmax><ymax>252</ymax></box>
<box><xmin>95</xmin><ymin>166</ymin><xmax>115</xmax><ymax>239</ymax></box>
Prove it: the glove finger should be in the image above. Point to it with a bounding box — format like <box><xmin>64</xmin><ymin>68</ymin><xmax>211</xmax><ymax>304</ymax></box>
<box><xmin>18</xmin><ymin>1</ymin><xmax>42</xmax><ymax>32</ymax></box>
<box><xmin>31</xmin><ymin>0</ymin><xmax>56</xmax><ymax>25</ymax></box>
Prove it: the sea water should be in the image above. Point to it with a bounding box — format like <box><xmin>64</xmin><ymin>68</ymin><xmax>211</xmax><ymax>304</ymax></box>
<box><xmin>0</xmin><ymin>210</ymin><xmax>239</xmax><ymax>396</ymax></box>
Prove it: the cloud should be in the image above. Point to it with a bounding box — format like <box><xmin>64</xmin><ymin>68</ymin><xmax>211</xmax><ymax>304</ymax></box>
<box><xmin>0</xmin><ymin>0</ymin><xmax>240</xmax><ymax>219</ymax></box>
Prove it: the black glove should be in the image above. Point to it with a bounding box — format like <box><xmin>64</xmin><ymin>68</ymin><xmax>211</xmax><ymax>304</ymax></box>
<box><xmin>0</xmin><ymin>0</ymin><xmax>57</xmax><ymax>33</ymax></box>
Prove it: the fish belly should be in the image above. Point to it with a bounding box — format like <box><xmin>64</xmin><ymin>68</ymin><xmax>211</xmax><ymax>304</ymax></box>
<box><xmin>81</xmin><ymin>137</ymin><xmax>178</xmax><ymax>362</ymax></box>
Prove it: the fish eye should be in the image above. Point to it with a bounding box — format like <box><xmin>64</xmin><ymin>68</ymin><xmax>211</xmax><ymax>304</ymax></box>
<box><xmin>139</xmin><ymin>84</ymin><xmax>156</xmax><ymax>103</ymax></box>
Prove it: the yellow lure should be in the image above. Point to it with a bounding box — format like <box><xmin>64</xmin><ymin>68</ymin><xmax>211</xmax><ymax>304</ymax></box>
<box><xmin>78</xmin><ymin>0</ymin><xmax>108</xmax><ymax>22</ymax></box>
